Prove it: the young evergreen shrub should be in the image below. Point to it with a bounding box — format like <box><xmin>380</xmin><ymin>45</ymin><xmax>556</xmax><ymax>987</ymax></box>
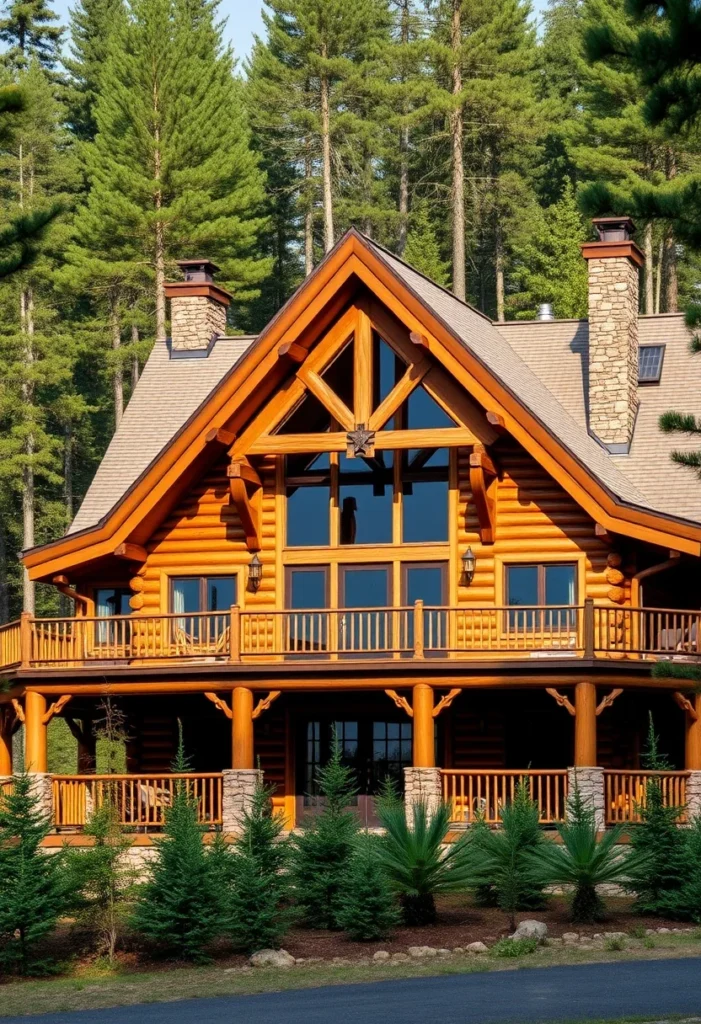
<box><xmin>677</xmin><ymin>816</ymin><xmax>701</xmax><ymax>922</ymax></box>
<box><xmin>626</xmin><ymin>718</ymin><xmax>688</xmax><ymax>918</ymax></box>
<box><xmin>290</xmin><ymin>743</ymin><xmax>359</xmax><ymax>929</ymax></box>
<box><xmin>131</xmin><ymin>739</ymin><xmax>221</xmax><ymax>961</ymax></box>
<box><xmin>335</xmin><ymin>834</ymin><xmax>400</xmax><ymax>941</ymax></box>
<box><xmin>473</xmin><ymin>780</ymin><xmax>546</xmax><ymax>931</ymax></box>
<box><xmin>66</xmin><ymin>798</ymin><xmax>135</xmax><ymax>961</ymax></box>
<box><xmin>217</xmin><ymin>782</ymin><xmax>289</xmax><ymax>954</ymax></box>
<box><xmin>0</xmin><ymin>769</ymin><xmax>67</xmax><ymax>974</ymax></box>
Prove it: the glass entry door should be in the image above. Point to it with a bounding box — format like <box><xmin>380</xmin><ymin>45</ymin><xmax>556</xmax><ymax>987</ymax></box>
<box><xmin>286</xmin><ymin>567</ymin><xmax>329</xmax><ymax>654</ymax></box>
<box><xmin>339</xmin><ymin>564</ymin><xmax>392</xmax><ymax>655</ymax></box>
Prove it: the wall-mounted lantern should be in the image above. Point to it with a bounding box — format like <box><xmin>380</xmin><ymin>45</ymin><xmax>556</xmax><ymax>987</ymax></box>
<box><xmin>248</xmin><ymin>553</ymin><xmax>263</xmax><ymax>592</ymax></box>
<box><xmin>461</xmin><ymin>546</ymin><xmax>476</xmax><ymax>586</ymax></box>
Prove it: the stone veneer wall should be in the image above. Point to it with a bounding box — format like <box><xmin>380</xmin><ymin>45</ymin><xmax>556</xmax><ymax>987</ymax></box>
<box><xmin>686</xmin><ymin>770</ymin><xmax>701</xmax><ymax>819</ymax></box>
<box><xmin>586</xmin><ymin>254</ymin><xmax>639</xmax><ymax>448</ymax></box>
<box><xmin>222</xmin><ymin>768</ymin><xmax>263</xmax><ymax>834</ymax></box>
<box><xmin>567</xmin><ymin>766</ymin><xmax>605</xmax><ymax>831</ymax></box>
<box><xmin>171</xmin><ymin>294</ymin><xmax>226</xmax><ymax>351</ymax></box>
<box><xmin>403</xmin><ymin>767</ymin><xmax>442</xmax><ymax>817</ymax></box>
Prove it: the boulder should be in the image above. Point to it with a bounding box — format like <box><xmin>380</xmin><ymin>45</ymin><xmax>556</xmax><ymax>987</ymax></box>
<box><xmin>250</xmin><ymin>949</ymin><xmax>295</xmax><ymax>969</ymax></box>
<box><xmin>408</xmin><ymin>946</ymin><xmax>438</xmax><ymax>958</ymax></box>
<box><xmin>512</xmin><ymin>920</ymin><xmax>548</xmax><ymax>944</ymax></box>
<box><xmin>438</xmin><ymin>949</ymin><xmax>452</xmax><ymax>956</ymax></box>
<box><xmin>392</xmin><ymin>952</ymin><xmax>410</xmax><ymax>962</ymax></box>
<box><xmin>373</xmin><ymin>951</ymin><xmax>391</xmax><ymax>962</ymax></box>
<box><xmin>466</xmin><ymin>941</ymin><xmax>489</xmax><ymax>954</ymax></box>
<box><xmin>562</xmin><ymin>932</ymin><xmax>580</xmax><ymax>944</ymax></box>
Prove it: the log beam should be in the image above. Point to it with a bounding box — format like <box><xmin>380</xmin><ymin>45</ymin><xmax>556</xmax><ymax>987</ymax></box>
<box><xmin>574</xmin><ymin>681</ymin><xmax>597</xmax><ymax>767</ymax></box>
<box><xmin>277</xmin><ymin>341</ymin><xmax>306</xmax><ymax>363</ymax></box>
<box><xmin>227</xmin><ymin>459</ymin><xmax>262</xmax><ymax>552</ymax></box>
<box><xmin>113</xmin><ymin>542</ymin><xmax>148</xmax><ymax>563</ymax></box>
<box><xmin>204</xmin><ymin>427</ymin><xmax>236</xmax><ymax>447</ymax></box>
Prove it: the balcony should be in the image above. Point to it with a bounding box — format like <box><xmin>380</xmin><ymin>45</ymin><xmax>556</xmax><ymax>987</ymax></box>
<box><xmin>1</xmin><ymin>601</ymin><xmax>699</xmax><ymax>673</ymax></box>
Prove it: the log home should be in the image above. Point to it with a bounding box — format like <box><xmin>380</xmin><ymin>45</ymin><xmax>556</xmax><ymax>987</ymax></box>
<box><xmin>3</xmin><ymin>217</ymin><xmax>701</xmax><ymax>836</ymax></box>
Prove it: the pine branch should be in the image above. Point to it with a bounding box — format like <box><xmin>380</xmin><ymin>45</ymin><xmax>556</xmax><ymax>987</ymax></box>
<box><xmin>659</xmin><ymin>411</ymin><xmax>701</xmax><ymax>436</ymax></box>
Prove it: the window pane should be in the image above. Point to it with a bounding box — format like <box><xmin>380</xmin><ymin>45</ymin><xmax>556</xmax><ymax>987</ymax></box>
<box><xmin>341</xmin><ymin>567</ymin><xmax>390</xmax><ymax>607</ymax></box>
<box><xmin>287</xmin><ymin>485</ymin><xmax>330</xmax><ymax>546</ymax></box>
<box><xmin>172</xmin><ymin>578</ymin><xmax>201</xmax><ymax>613</ymax></box>
<box><xmin>545</xmin><ymin>564</ymin><xmax>576</xmax><ymax>605</ymax></box>
<box><xmin>339</xmin><ymin>452</ymin><xmax>392</xmax><ymax>544</ymax></box>
<box><xmin>96</xmin><ymin>588</ymin><xmax>130</xmax><ymax>616</ymax></box>
<box><xmin>407</xmin><ymin>386</ymin><xmax>456</xmax><ymax>428</ymax></box>
<box><xmin>206</xmin><ymin>577</ymin><xmax>235</xmax><ymax>612</ymax></box>
<box><xmin>506</xmin><ymin>566</ymin><xmax>538</xmax><ymax>606</ymax></box>
<box><xmin>289</xmin><ymin>569</ymin><xmax>327</xmax><ymax>609</ymax></box>
<box><xmin>403</xmin><ymin>479</ymin><xmax>449</xmax><ymax>542</ymax></box>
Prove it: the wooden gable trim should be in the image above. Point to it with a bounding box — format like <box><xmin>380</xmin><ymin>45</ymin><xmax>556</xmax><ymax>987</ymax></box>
<box><xmin>24</xmin><ymin>231</ymin><xmax>701</xmax><ymax>580</ymax></box>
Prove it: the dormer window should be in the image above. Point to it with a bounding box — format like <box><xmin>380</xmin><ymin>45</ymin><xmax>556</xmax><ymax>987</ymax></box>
<box><xmin>638</xmin><ymin>344</ymin><xmax>665</xmax><ymax>384</ymax></box>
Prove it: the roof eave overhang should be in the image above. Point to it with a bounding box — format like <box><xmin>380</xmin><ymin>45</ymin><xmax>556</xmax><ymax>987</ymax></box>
<box><xmin>24</xmin><ymin>231</ymin><xmax>701</xmax><ymax>580</ymax></box>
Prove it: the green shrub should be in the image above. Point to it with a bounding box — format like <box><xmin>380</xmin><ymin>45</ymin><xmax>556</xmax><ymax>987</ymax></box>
<box><xmin>0</xmin><ymin>769</ymin><xmax>67</xmax><ymax>974</ymax></box>
<box><xmin>290</xmin><ymin>742</ymin><xmax>359</xmax><ymax>929</ymax></box>
<box><xmin>335</xmin><ymin>834</ymin><xmax>400</xmax><ymax>941</ymax></box>
<box><xmin>376</xmin><ymin>799</ymin><xmax>475</xmax><ymax>926</ymax></box>
<box><xmin>472</xmin><ymin>780</ymin><xmax>546</xmax><ymax>930</ymax></box>
<box><xmin>216</xmin><ymin>782</ymin><xmax>290</xmax><ymax>954</ymax></box>
<box><xmin>131</xmin><ymin>740</ymin><xmax>221</xmax><ymax>961</ymax></box>
<box><xmin>530</xmin><ymin>788</ymin><xmax>636</xmax><ymax>924</ymax></box>
<box><xmin>605</xmin><ymin>936</ymin><xmax>625</xmax><ymax>951</ymax></box>
<box><xmin>490</xmin><ymin>937</ymin><xmax>537</xmax><ymax>958</ymax></box>
<box><xmin>673</xmin><ymin>814</ymin><xmax>701</xmax><ymax>922</ymax></box>
<box><xmin>65</xmin><ymin>798</ymin><xmax>135</xmax><ymax>961</ymax></box>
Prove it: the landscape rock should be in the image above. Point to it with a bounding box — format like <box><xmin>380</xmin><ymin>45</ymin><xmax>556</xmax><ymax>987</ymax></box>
<box><xmin>511</xmin><ymin>920</ymin><xmax>548</xmax><ymax>944</ymax></box>
<box><xmin>438</xmin><ymin>949</ymin><xmax>452</xmax><ymax>956</ymax></box>
<box><xmin>466</xmin><ymin>941</ymin><xmax>489</xmax><ymax>954</ymax></box>
<box><xmin>562</xmin><ymin>932</ymin><xmax>580</xmax><ymax>944</ymax></box>
<box><xmin>408</xmin><ymin>946</ymin><xmax>438</xmax><ymax>958</ymax></box>
<box><xmin>452</xmin><ymin>947</ymin><xmax>465</xmax><ymax>954</ymax></box>
<box><xmin>604</xmin><ymin>932</ymin><xmax>626</xmax><ymax>940</ymax></box>
<box><xmin>657</xmin><ymin>927</ymin><xmax>671</xmax><ymax>934</ymax></box>
<box><xmin>392</xmin><ymin>952</ymin><xmax>409</xmax><ymax>962</ymax></box>
<box><xmin>250</xmin><ymin>949</ymin><xmax>295</xmax><ymax>969</ymax></box>
<box><xmin>373</xmin><ymin>951</ymin><xmax>391</xmax><ymax>962</ymax></box>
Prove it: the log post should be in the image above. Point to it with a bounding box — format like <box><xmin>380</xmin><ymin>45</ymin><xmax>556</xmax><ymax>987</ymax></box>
<box><xmin>20</xmin><ymin>611</ymin><xmax>32</xmax><ymax>668</ymax></box>
<box><xmin>229</xmin><ymin>605</ymin><xmax>241</xmax><ymax>663</ymax></box>
<box><xmin>0</xmin><ymin>715</ymin><xmax>12</xmax><ymax>775</ymax></box>
<box><xmin>412</xmin><ymin>683</ymin><xmax>434</xmax><ymax>768</ymax></box>
<box><xmin>232</xmin><ymin>686</ymin><xmax>254</xmax><ymax>769</ymax></box>
<box><xmin>413</xmin><ymin>600</ymin><xmax>424</xmax><ymax>658</ymax></box>
<box><xmin>583</xmin><ymin>598</ymin><xmax>594</xmax><ymax>658</ymax></box>
<box><xmin>574</xmin><ymin>681</ymin><xmax>597</xmax><ymax>767</ymax></box>
<box><xmin>25</xmin><ymin>692</ymin><xmax>48</xmax><ymax>773</ymax></box>
<box><xmin>685</xmin><ymin>692</ymin><xmax>701</xmax><ymax>771</ymax></box>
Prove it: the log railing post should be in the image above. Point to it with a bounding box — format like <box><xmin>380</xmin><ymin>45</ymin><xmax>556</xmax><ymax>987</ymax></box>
<box><xmin>583</xmin><ymin>598</ymin><xmax>594</xmax><ymax>658</ymax></box>
<box><xmin>412</xmin><ymin>683</ymin><xmax>434</xmax><ymax>767</ymax></box>
<box><xmin>229</xmin><ymin>605</ymin><xmax>241</xmax><ymax>662</ymax></box>
<box><xmin>20</xmin><ymin>611</ymin><xmax>32</xmax><ymax>668</ymax></box>
<box><xmin>574</xmin><ymin>681</ymin><xmax>597</xmax><ymax>767</ymax></box>
<box><xmin>413</xmin><ymin>600</ymin><xmax>424</xmax><ymax>659</ymax></box>
<box><xmin>232</xmin><ymin>686</ymin><xmax>254</xmax><ymax>769</ymax></box>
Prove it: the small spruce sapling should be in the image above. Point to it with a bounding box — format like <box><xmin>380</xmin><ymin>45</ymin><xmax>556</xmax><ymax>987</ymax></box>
<box><xmin>336</xmin><ymin>834</ymin><xmax>400</xmax><ymax>941</ymax></box>
<box><xmin>0</xmin><ymin>769</ymin><xmax>67</xmax><ymax>974</ymax></box>
<box><xmin>131</xmin><ymin>727</ymin><xmax>221</xmax><ymax>960</ymax></box>
<box><xmin>290</xmin><ymin>739</ymin><xmax>359</xmax><ymax>929</ymax></box>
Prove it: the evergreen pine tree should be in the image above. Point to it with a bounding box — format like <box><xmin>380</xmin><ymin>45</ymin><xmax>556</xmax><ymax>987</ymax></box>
<box><xmin>335</xmin><ymin>834</ymin><xmax>400</xmax><ymax>941</ymax></box>
<box><xmin>64</xmin><ymin>0</ymin><xmax>126</xmax><ymax>141</ymax></box>
<box><xmin>290</xmin><ymin>741</ymin><xmax>359</xmax><ymax>929</ymax></box>
<box><xmin>131</xmin><ymin>735</ymin><xmax>221</xmax><ymax>960</ymax></box>
<box><xmin>403</xmin><ymin>199</ymin><xmax>451</xmax><ymax>286</ymax></box>
<box><xmin>217</xmin><ymin>782</ymin><xmax>290</xmax><ymax>954</ymax></box>
<box><xmin>0</xmin><ymin>0</ymin><xmax>62</xmax><ymax>73</ymax></box>
<box><xmin>0</xmin><ymin>768</ymin><xmax>66</xmax><ymax>973</ymax></box>
<box><xmin>677</xmin><ymin>814</ymin><xmax>701</xmax><ymax>923</ymax></box>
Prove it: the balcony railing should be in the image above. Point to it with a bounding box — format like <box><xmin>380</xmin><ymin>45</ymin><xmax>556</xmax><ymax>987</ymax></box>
<box><xmin>51</xmin><ymin>773</ymin><xmax>223</xmax><ymax>829</ymax></box>
<box><xmin>604</xmin><ymin>770</ymin><xmax>689</xmax><ymax>825</ymax></box>
<box><xmin>441</xmin><ymin>769</ymin><xmax>569</xmax><ymax>825</ymax></box>
<box><xmin>1</xmin><ymin>601</ymin><xmax>699</xmax><ymax>671</ymax></box>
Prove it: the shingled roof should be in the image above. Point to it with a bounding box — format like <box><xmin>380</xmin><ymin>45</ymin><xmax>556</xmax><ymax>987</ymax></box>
<box><xmin>68</xmin><ymin>231</ymin><xmax>701</xmax><ymax>539</ymax></box>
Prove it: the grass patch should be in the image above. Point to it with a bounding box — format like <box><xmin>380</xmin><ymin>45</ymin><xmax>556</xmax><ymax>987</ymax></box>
<box><xmin>489</xmin><ymin>937</ymin><xmax>538</xmax><ymax>958</ymax></box>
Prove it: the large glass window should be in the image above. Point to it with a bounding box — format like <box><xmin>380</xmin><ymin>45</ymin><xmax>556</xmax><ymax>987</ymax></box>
<box><xmin>339</xmin><ymin>452</ymin><xmax>393</xmax><ymax>545</ymax></box>
<box><xmin>95</xmin><ymin>588</ymin><xmax>132</xmax><ymax>617</ymax></box>
<box><xmin>286</xmin><ymin>453</ymin><xmax>331</xmax><ymax>547</ymax></box>
<box><xmin>287</xmin><ymin>567</ymin><xmax>329</xmax><ymax>653</ymax></box>
<box><xmin>372</xmin><ymin>721</ymin><xmax>412</xmax><ymax>789</ymax></box>
<box><xmin>505</xmin><ymin>563</ymin><xmax>577</xmax><ymax>631</ymax></box>
<box><xmin>172</xmin><ymin>576</ymin><xmax>236</xmax><ymax>613</ymax></box>
<box><xmin>402</xmin><ymin>448</ymin><xmax>449</xmax><ymax>542</ymax></box>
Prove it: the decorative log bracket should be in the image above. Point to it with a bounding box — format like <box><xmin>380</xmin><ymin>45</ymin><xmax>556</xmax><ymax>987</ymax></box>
<box><xmin>0</xmin><ymin>704</ymin><xmax>21</xmax><ymax>736</ymax></box>
<box><xmin>252</xmin><ymin>691</ymin><xmax>281</xmax><ymax>720</ymax></box>
<box><xmin>674</xmin><ymin>691</ymin><xmax>699</xmax><ymax>720</ymax></box>
<box><xmin>385</xmin><ymin>689</ymin><xmax>413</xmax><ymax>717</ymax></box>
<box><xmin>596</xmin><ymin>688</ymin><xmax>623</xmax><ymax>716</ymax></box>
<box><xmin>469</xmin><ymin>443</ymin><xmax>498</xmax><ymax>544</ymax></box>
<box><xmin>228</xmin><ymin>457</ymin><xmax>262</xmax><ymax>552</ymax></box>
<box><xmin>205</xmin><ymin>691</ymin><xmax>233</xmax><ymax>719</ymax></box>
<box><xmin>205</xmin><ymin>427</ymin><xmax>236</xmax><ymax>447</ymax></box>
<box><xmin>433</xmin><ymin>688</ymin><xmax>461</xmax><ymax>718</ymax></box>
<box><xmin>52</xmin><ymin>575</ymin><xmax>90</xmax><ymax>610</ymax></box>
<box><xmin>546</xmin><ymin>687</ymin><xmax>575</xmax><ymax>716</ymax></box>
<box><xmin>11</xmin><ymin>698</ymin><xmax>24</xmax><ymax>723</ymax></box>
<box><xmin>42</xmin><ymin>694</ymin><xmax>72</xmax><ymax>725</ymax></box>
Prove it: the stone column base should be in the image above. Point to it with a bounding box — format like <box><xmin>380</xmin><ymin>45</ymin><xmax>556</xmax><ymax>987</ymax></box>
<box><xmin>567</xmin><ymin>766</ymin><xmax>605</xmax><ymax>831</ymax></box>
<box><xmin>222</xmin><ymin>768</ymin><xmax>262</xmax><ymax>834</ymax></box>
<box><xmin>686</xmin><ymin>770</ymin><xmax>701</xmax><ymax>820</ymax></box>
<box><xmin>403</xmin><ymin>767</ymin><xmax>442</xmax><ymax>820</ymax></box>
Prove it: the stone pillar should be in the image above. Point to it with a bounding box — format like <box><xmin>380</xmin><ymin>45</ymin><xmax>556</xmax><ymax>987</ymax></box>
<box><xmin>222</xmin><ymin>768</ymin><xmax>262</xmax><ymax>834</ymax></box>
<box><xmin>412</xmin><ymin>683</ymin><xmax>435</xmax><ymax>768</ymax></box>
<box><xmin>27</xmin><ymin>772</ymin><xmax>54</xmax><ymax>823</ymax></box>
<box><xmin>581</xmin><ymin>218</ymin><xmax>644</xmax><ymax>453</ymax></box>
<box><xmin>404</xmin><ymin>767</ymin><xmax>442</xmax><ymax>820</ymax></box>
<box><xmin>567</xmin><ymin>766</ymin><xmax>605</xmax><ymax>832</ymax></box>
<box><xmin>574</xmin><ymin>681</ymin><xmax>597</xmax><ymax>767</ymax></box>
<box><xmin>24</xmin><ymin>692</ymin><xmax>47</xmax><ymax>773</ymax></box>
<box><xmin>686</xmin><ymin>771</ymin><xmax>701</xmax><ymax>820</ymax></box>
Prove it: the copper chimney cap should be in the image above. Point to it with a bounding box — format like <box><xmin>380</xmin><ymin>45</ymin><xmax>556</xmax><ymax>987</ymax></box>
<box><xmin>591</xmin><ymin>216</ymin><xmax>636</xmax><ymax>243</ymax></box>
<box><xmin>176</xmin><ymin>259</ymin><xmax>220</xmax><ymax>283</ymax></box>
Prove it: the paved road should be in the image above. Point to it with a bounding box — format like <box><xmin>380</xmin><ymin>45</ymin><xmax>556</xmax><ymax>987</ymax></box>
<box><xmin>6</xmin><ymin>959</ymin><xmax>701</xmax><ymax>1024</ymax></box>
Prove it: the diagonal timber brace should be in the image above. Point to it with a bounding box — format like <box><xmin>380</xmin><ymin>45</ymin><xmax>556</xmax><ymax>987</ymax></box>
<box><xmin>205</xmin><ymin>691</ymin><xmax>233</xmax><ymax>719</ymax></box>
<box><xmin>252</xmin><ymin>691</ymin><xmax>281</xmax><ymax>720</ymax></box>
<box><xmin>228</xmin><ymin>457</ymin><xmax>262</xmax><ymax>552</ymax></box>
<box><xmin>385</xmin><ymin>689</ymin><xmax>413</xmax><ymax>717</ymax></box>
<box><xmin>546</xmin><ymin>687</ymin><xmax>575</xmax><ymax>716</ymax></box>
<box><xmin>432</xmin><ymin>688</ymin><xmax>461</xmax><ymax>718</ymax></box>
<box><xmin>469</xmin><ymin>443</ymin><xmax>498</xmax><ymax>544</ymax></box>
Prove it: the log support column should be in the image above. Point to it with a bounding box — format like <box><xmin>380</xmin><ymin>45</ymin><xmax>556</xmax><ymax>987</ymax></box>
<box><xmin>574</xmin><ymin>681</ymin><xmax>597</xmax><ymax>767</ymax></box>
<box><xmin>0</xmin><ymin>711</ymin><xmax>13</xmax><ymax>776</ymax></box>
<box><xmin>412</xmin><ymin>683</ymin><xmax>435</xmax><ymax>768</ymax></box>
<box><xmin>232</xmin><ymin>686</ymin><xmax>254</xmax><ymax>770</ymax></box>
<box><xmin>25</xmin><ymin>692</ymin><xmax>47</xmax><ymax>773</ymax></box>
<box><xmin>683</xmin><ymin>693</ymin><xmax>701</xmax><ymax>818</ymax></box>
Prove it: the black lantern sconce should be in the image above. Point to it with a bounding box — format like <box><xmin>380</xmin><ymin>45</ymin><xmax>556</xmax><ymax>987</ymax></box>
<box><xmin>461</xmin><ymin>546</ymin><xmax>476</xmax><ymax>586</ymax></box>
<box><xmin>248</xmin><ymin>553</ymin><xmax>263</xmax><ymax>592</ymax></box>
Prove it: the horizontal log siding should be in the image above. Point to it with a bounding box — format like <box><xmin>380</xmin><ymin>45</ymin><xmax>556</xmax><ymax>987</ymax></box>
<box><xmin>457</xmin><ymin>439</ymin><xmax>616</xmax><ymax>609</ymax></box>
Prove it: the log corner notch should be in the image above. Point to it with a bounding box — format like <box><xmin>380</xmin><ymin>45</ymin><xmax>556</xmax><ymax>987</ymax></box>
<box><xmin>227</xmin><ymin>456</ymin><xmax>262</xmax><ymax>552</ymax></box>
<box><xmin>469</xmin><ymin>443</ymin><xmax>498</xmax><ymax>544</ymax></box>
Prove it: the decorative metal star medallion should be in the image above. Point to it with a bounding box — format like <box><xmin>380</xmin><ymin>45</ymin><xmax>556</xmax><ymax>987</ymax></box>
<box><xmin>346</xmin><ymin>424</ymin><xmax>376</xmax><ymax>458</ymax></box>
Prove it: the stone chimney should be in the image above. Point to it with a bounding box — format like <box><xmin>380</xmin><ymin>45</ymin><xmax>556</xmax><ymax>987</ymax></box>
<box><xmin>164</xmin><ymin>259</ymin><xmax>231</xmax><ymax>353</ymax></box>
<box><xmin>581</xmin><ymin>217</ymin><xmax>645</xmax><ymax>453</ymax></box>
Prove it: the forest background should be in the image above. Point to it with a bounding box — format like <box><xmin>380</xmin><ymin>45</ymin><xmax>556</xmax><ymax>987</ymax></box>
<box><xmin>0</xmin><ymin>0</ymin><xmax>696</xmax><ymax>620</ymax></box>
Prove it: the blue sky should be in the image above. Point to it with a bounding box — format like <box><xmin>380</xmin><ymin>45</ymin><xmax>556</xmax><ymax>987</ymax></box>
<box><xmin>51</xmin><ymin>0</ymin><xmax>550</xmax><ymax>63</ymax></box>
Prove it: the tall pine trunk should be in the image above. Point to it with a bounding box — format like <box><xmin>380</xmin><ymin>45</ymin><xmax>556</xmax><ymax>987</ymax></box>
<box><xmin>304</xmin><ymin>145</ymin><xmax>313</xmax><ymax>275</ymax></box>
<box><xmin>644</xmin><ymin>221</ymin><xmax>654</xmax><ymax>314</ymax></box>
<box><xmin>495</xmin><ymin>220</ymin><xmax>505</xmax><ymax>322</ymax></box>
<box><xmin>663</xmin><ymin>150</ymin><xmax>678</xmax><ymax>313</ymax></box>
<box><xmin>21</xmin><ymin>286</ymin><xmax>35</xmax><ymax>614</ymax></box>
<box><xmin>449</xmin><ymin>0</ymin><xmax>465</xmax><ymax>301</ymax></box>
<box><xmin>110</xmin><ymin>293</ymin><xmax>123</xmax><ymax>427</ymax></box>
<box><xmin>153</xmin><ymin>86</ymin><xmax>166</xmax><ymax>339</ymax></box>
<box><xmin>60</xmin><ymin>423</ymin><xmax>74</xmax><ymax>616</ymax></box>
<box><xmin>0</xmin><ymin>521</ymin><xmax>8</xmax><ymax>623</ymax></box>
<box><xmin>397</xmin><ymin>0</ymin><xmax>410</xmax><ymax>256</ymax></box>
<box><xmin>131</xmin><ymin>323</ymin><xmax>140</xmax><ymax>390</ymax></box>
<box><xmin>320</xmin><ymin>47</ymin><xmax>334</xmax><ymax>253</ymax></box>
